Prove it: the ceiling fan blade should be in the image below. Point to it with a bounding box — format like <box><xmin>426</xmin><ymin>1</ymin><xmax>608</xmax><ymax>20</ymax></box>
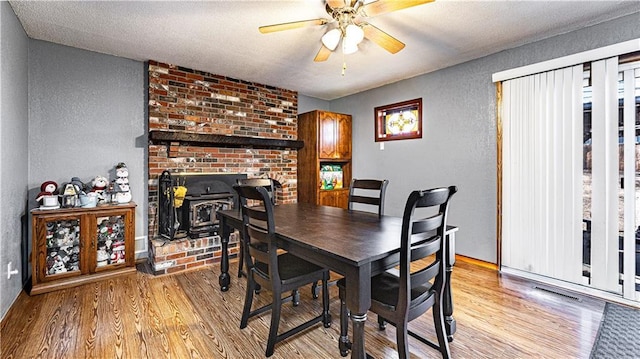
<box><xmin>259</xmin><ymin>19</ymin><xmax>329</xmax><ymax>34</ymax></box>
<box><xmin>362</xmin><ymin>23</ymin><xmax>405</xmax><ymax>54</ymax></box>
<box><xmin>314</xmin><ymin>45</ymin><xmax>332</xmax><ymax>62</ymax></box>
<box><xmin>362</xmin><ymin>0</ymin><xmax>434</xmax><ymax>17</ymax></box>
<box><xmin>326</xmin><ymin>0</ymin><xmax>346</xmax><ymax>9</ymax></box>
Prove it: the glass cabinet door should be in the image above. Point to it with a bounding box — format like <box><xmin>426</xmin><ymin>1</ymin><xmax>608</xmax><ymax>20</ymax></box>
<box><xmin>96</xmin><ymin>215</ymin><xmax>126</xmax><ymax>268</ymax></box>
<box><xmin>44</xmin><ymin>219</ymin><xmax>81</xmax><ymax>277</ymax></box>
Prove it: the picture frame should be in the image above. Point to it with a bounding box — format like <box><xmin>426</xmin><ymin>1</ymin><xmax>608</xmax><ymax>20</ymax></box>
<box><xmin>374</xmin><ymin>98</ymin><xmax>422</xmax><ymax>142</ymax></box>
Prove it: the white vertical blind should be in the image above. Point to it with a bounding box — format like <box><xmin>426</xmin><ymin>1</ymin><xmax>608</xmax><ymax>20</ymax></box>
<box><xmin>590</xmin><ymin>57</ymin><xmax>621</xmax><ymax>293</ymax></box>
<box><xmin>622</xmin><ymin>66</ymin><xmax>637</xmax><ymax>299</ymax></box>
<box><xmin>502</xmin><ymin>65</ymin><xmax>584</xmax><ymax>283</ymax></box>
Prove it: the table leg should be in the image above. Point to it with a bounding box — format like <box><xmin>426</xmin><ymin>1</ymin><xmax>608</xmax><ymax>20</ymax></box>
<box><xmin>350</xmin><ymin>312</ymin><xmax>367</xmax><ymax>359</ymax></box>
<box><xmin>444</xmin><ymin>231</ymin><xmax>456</xmax><ymax>341</ymax></box>
<box><xmin>218</xmin><ymin>218</ymin><xmax>231</xmax><ymax>292</ymax></box>
<box><xmin>345</xmin><ymin>265</ymin><xmax>371</xmax><ymax>359</ymax></box>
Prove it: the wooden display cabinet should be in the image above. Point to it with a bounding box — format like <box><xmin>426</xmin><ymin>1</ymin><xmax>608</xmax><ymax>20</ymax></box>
<box><xmin>298</xmin><ymin>110</ymin><xmax>352</xmax><ymax>209</ymax></box>
<box><xmin>30</xmin><ymin>202</ymin><xmax>136</xmax><ymax>295</ymax></box>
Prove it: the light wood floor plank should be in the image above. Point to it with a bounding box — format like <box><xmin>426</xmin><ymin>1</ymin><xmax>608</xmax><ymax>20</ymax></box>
<box><xmin>1</xmin><ymin>260</ymin><xmax>605</xmax><ymax>358</ymax></box>
<box><xmin>134</xmin><ymin>272</ymin><xmax>173</xmax><ymax>359</ymax></box>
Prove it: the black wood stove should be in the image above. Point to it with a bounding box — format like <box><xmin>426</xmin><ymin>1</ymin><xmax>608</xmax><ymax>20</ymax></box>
<box><xmin>182</xmin><ymin>193</ymin><xmax>233</xmax><ymax>238</ymax></box>
<box><xmin>157</xmin><ymin>172</ymin><xmax>247</xmax><ymax>240</ymax></box>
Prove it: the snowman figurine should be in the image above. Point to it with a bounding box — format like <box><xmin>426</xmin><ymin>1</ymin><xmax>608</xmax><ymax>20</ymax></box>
<box><xmin>36</xmin><ymin>181</ymin><xmax>59</xmax><ymax>209</ymax></box>
<box><xmin>115</xmin><ymin>162</ymin><xmax>132</xmax><ymax>204</ymax></box>
<box><xmin>91</xmin><ymin>175</ymin><xmax>109</xmax><ymax>204</ymax></box>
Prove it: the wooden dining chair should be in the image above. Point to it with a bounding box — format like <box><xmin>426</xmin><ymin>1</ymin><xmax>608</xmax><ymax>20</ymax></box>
<box><xmin>348</xmin><ymin>178</ymin><xmax>389</xmax><ymax>217</ymax></box>
<box><xmin>310</xmin><ymin>178</ymin><xmax>390</xmax><ymax>298</ymax></box>
<box><xmin>337</xmin><ymin>186</ymin><xmax>457</xmax><ymax>358</ymax></box>
<box><xmin>233</xmin><ymin>184</ymin><xmax>331</xmax><ymax>357</ymax></box>
<box><xmin>236</xmin><ymin>178</ymin><xmax>276</xmax><ymax>278</ymax></box>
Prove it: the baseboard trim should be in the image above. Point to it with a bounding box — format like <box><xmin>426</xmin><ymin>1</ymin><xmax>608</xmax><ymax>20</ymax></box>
<box><xmin>455</xmin><ymin>254</ymin><xmax>498</xmax><ymax>270</ymax></box>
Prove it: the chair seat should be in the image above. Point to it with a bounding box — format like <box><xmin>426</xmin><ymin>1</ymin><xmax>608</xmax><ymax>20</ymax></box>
<box><xmin>337</xmin><ymin>272</ymin><xmax>433</xmax><ymax>311</ymax></box>
<box><xmin>255</xmin><ymin>253</ymin><xmax>325</xmax><ymax>285</ymax></box>
<box><xmin>372</xmin><ymin>272</ymin><xmax>433</xmax><ymax>309</ymax></box>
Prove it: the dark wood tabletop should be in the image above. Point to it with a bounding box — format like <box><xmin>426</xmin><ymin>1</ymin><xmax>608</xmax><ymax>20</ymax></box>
<box><xmin>258</xmin><ymin>203</ymin><xmax>402</xmax><ymax>265</ymax></box>
<box><xmin>217</xmin><ymin>203</ymin><xmax>458</xmax><ymax>359</ymax></box>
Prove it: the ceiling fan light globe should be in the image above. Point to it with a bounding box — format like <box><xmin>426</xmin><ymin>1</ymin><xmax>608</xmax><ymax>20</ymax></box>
<box><xmin>321</xmin><ymin>28</ymin><xmax>341</xmax><ymax>51</ymax></box>
<box><xmin>345</xmin><ymin>24</ymin><xmax>364</xmax><ymax>44</ymax></box>
<box><xmin>342</xmin><ymin>39</ymin><xmax>358</xmax><ymax>55</ymax></box>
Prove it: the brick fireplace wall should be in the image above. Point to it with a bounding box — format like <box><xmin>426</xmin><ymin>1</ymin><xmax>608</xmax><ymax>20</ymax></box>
<box><xmin>147</xmin><ymin>61</ymin><xmax>299</xmax><ymax>274</ymax></box>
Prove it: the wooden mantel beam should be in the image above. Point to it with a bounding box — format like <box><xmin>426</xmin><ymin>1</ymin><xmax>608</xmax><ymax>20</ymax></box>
<box><xmin>148</xmin><ymin>130</ymin><xmax>304</xmax><ymax>150</ymax></box>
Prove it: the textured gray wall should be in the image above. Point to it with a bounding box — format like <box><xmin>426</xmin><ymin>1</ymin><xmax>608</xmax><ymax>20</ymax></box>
<box><xmin>298</xmin><ymin>94</ymin><xmax>330</xmax><ymax>114</ymax></box>
<box><xmin>28</xmin><ymin>41</ymin><xmax>147</xmax><ymax>252</ymax></box>
<box><xmin>330</xmin><ymin>13</ymin><xmax>640</xmax><ymax>263</ymax></box>
<box><xmin>0</xmin><ymin>1</ymin><xmax>29</xmax><ymax>320</ymax></box>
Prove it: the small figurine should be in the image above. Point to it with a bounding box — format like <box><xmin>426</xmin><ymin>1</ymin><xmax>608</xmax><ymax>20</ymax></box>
<box><xmin>48</xmin><ymin>253</ymin><xmax>67</xmax><ymax>274</ymax></box>
<box><xmin>60</xmin><ymin>182</ymin><xmax>79</xmax><ymax>208</ymax></box>
<box><xmin>115</xmin><ymin>162</ymin><xmax>132</xmax><ymax>204</ymax></box>
<box><xmin>115</xmin><ymin>162</ymin><xmax>129</xmax><ymax>185</ymax></box>
<box><xmin>96</xmin><ymin>247</ymin><xmax>109</xmax><ymax>267</ymax></box>
<box><xmin>79</xmin><ymin>191</ymin><xmax>98</xmax><ymax>208</ymax></box>
<box><xmin>70</xmin><ymin>177</ymin><xmax>87</xmax><ymax>195</ymax></box>
<box><xmin>36</xmin><ymin>181</ymin><xmax>59</xmax><ymax>208</ymax></box>
<box><xmin>36</xmin><ymin>181</ymin><xmax>57</xmax><ymax>200</ymax></box>
<box><xmin>116</xmin><ymin>183</ymin><xmax>132</xmax><ymax>204</ymax></box>
<box><xmin>108</xmin><ymin>181</ymin><xmax>117</xmax><ymax>203</ymax></box>
<box><xmin>91</xmin><ymin>175</ymin><xmax>109</xmax><ymax>204</ymax></box>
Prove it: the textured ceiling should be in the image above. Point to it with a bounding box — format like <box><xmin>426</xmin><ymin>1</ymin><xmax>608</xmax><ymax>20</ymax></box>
<box><xmin>8</xmin><ymin>0</ymin><xmax>640</xmax><ymax>100</ymax></box>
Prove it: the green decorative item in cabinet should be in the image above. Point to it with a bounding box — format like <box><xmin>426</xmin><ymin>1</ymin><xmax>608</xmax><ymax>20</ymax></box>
<box><xmin>320</xmin><ymin>164</ymin><xmax>343</xmax><ymax>190</ymax></box>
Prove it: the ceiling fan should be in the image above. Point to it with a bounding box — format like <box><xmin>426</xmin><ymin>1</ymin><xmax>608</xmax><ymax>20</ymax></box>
<box><xmin>259</xmin><ymin>0</ymin><xmax>434</xmax><ymax>62</ymax></box>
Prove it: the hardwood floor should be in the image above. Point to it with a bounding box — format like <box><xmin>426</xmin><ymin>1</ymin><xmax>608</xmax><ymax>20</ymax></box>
<box><xmin>1</xmin><ymin>259</ymin><xmax>605</xmax><ymax>358</ymax></box>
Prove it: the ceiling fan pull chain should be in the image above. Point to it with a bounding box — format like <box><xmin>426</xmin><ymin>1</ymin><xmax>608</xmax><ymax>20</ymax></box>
<box><xmin>342</xmin><ymin>52</ymin><xmax>347</xmax><ymax>76</ymax></box>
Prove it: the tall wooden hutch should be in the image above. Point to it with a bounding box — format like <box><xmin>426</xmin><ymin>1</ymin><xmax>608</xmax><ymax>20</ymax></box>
<box><xmin>297</xmin><ymin>110</ymin><xmax>352</xmax><ymax>209</ymax></box>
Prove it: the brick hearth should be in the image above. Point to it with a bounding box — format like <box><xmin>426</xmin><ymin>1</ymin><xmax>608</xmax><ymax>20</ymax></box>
<box><xmin>149</xmin><ymin>231</ymin><xmax>239</xmax><ymax>275</ymax></box>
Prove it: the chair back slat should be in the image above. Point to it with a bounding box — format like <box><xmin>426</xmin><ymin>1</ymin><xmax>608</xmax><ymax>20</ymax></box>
<box><xmin>410</xmin><ymin>261</ymin><xmax>440</xmax><ymax>289</ymax></box>
<box><xmin>411</xmin><ymin>214</ymin><xmax>443</xmax><ymax>234</ymax></box>
<box><xmin>349</xmin><ymin>195</ymin><xmax>380</xmax><ymax>206</ymax></box>
<box><xmin>238</xmin><ymin>178</ymin><xmax>277</xmax><ymax>205</ymax></box>
<box><xmin>352</xmin><ymin>179</ymin><xmax>386</xmax><ymax>190</ymax></box>
<box><xmin>410</xmin><ymin>235</ymin><xmax>441</xmax><ymax>261</ymax></box>
<box><xmin>414</xmin><ymin>187</ymin><xmax>451</xmax><ymax>209</ymax></box>
<box><xmin>244</xmin><ymin>206</ymin><xmax>269</xmax><ymax>222</ymax></box>
<box><xmin>247</xmin><ymin>223</ymin><xmax>271</xmax><ymax>270</ymax></box>
<box><xmin>348</xmin><ymin>178</ymin><xmax>389</xmax><ymax>217</ymax></box>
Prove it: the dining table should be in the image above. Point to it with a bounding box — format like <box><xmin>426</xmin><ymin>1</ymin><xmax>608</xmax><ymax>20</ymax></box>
<box><xmin>217</xmin><ymin>203</ymin><xmax>459</xmax><ymax>359</ymax></box>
